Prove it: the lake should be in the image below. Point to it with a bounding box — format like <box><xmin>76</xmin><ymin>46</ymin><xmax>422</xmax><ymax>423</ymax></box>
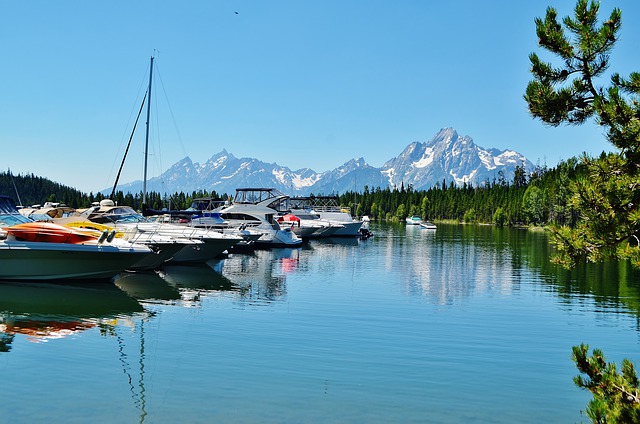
<box><xmin>1</xmin><ymin>222</ymin><xmax>639</xmax><ymax>423</ymax></box>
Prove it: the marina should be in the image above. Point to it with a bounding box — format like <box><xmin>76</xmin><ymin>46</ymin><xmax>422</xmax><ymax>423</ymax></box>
<box><xmin>1</xmin><ymin>223</ymin><xmax>639</xmax><ymax>422</ymax></box>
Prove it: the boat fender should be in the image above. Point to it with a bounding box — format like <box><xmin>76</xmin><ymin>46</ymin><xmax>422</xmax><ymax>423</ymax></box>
<box><xmin>97</xmin><ymin>229</ymin><xmax>109</xmax><ymax>244</ymax></box>
<box><xmin>106</xmin><ymin>229</ymin><xmax>117</xmax><ymax>243</ymax></box>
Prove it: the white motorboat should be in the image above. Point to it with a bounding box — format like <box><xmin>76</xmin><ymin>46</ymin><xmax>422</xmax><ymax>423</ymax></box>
<box><xmin>64</xmin><ymin>220</ymin><xmax>188</xmax><ymax>271</ymax></box>
<box><xmin>406</xmin><ymin>216</ymin><xmax>423</xmax><ymax>225</ymax></box>
<box><xmin>289</xmin><ymin>196</ymin><xmax>363</xmax><ymax>237</ymax></box>
<box><xmin>420</xmin><ymin>222</ymin><xmax>437</xmax><ymax>230</ymax></box>
<box><xmin>0</xmin><ymin>196</ymin><xmax>152</xmax><ymax>281</ymax></box>
<box><xmin>215</xmin><ymin>189</ymin><xmax>301</xmax><ymax>248</ymax></box>
<box><xmin>276</xmin><ymin>214</ymin><xmax>320</xmax><ymax>239</ymax></box>
<box><xmin>85</xmin><ymin>200</ymin><xmax>242</xmax><ymax>263</ymax></box>
<box><xmin>148</xmin><ymin>206</ymin><xmax>265</xmax><ymax>245</ymax></box>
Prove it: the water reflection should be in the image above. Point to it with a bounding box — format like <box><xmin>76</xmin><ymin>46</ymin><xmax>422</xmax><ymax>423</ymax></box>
<box><xmin>375</xmin><ymin>222</ymin><xmax>640</xmax><ymax>315</ymax></box>
<box><xmin>217</xmin><ymin>248</ymin><xmax>302</xmax><ymax>304</ymax></box>
<box><xmin>0</xmin><ymin>281</ymin><xmax>144</xmax><ymax>351</ymax></box>
<box><xmin>114</xmin><ymin>271</ymin><xmax>181</xmax><ymax>303</ymax></box>
<box><xmin>517</xmin><ymin>231</ymin><xmax>640</xmax><ymax>315</ymax></box>
<box><xmin>304</xmin><ymin>237</ymin><xmax>370</xmax><ymax>278</ymax></box>
<box><xmin>158</xmin><ymin>263</ymin><xmax>237</xmax><ymax>304</ymax></box>
<box><xmin>377</xmin><ymin>223</ymin><xmax>520</xmax><ymax>304</ymax></box>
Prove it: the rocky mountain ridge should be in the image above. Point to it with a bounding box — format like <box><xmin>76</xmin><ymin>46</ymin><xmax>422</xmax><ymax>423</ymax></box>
<box><xmin>108</xmin><ymin>128</ymin><xmax>534</xmax><ymax>196</ymax></box>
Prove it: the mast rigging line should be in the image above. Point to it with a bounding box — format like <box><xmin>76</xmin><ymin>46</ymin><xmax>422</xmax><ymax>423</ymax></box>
<box><xmin>110</xmin><ymin>56</ymin><xmax>189</xmax><ymax>202</ymax></box>
<box><xmin>111</xmin><ymin>91</ymin><xmax>148</xmax><ymax>200</ymax></box>
<box><xmin>106</xmin><ymin>63</ymin><xmax>152</xmax><ymax>196</ymax></box>
<box><xmin>153</xmin><ymin>63</ymin><xmax>189</xmax><ymax>163</ymax></box>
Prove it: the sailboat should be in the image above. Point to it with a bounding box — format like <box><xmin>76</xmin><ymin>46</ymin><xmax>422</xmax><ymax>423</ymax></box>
<box><xmin>97</xmin><ymin>56</ymin><xmax>242</xmax><ymax>263</ymax></box>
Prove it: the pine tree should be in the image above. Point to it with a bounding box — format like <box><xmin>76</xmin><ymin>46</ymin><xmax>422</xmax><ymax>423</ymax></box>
<box><xmin>525</xmin><ymin>0</ymin><xmax>640</xmax><ymax>268</ymax></box>
<box><xmin>572</xmin><ymin>344</ymin><xmax>640</xmax><ymax>422</ymax></box>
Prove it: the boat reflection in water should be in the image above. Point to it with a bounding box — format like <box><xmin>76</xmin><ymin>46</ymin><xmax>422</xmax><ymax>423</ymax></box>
<box><xmin>158</xmin><ymin>263</ymin><xmax>237</xmax><ymax>304</ymax></box>
<box><xmin>216</xmin><ymin>248</ymin><xmax>302</xmax><ymax>304</ymax></box>
<box><xmin>114</xmin><ymin>271</ymin><xmax>182</xmax><ymax>304</ymax></box>
<box><xmin>160</xmin><ymin>263</ymin><xmax>235</xmax><ymax>291</ymax></box>
<box><xmin>0</xmin><ymin>280</ymin><xmax>144</xmax><ymax>351</ymax></box>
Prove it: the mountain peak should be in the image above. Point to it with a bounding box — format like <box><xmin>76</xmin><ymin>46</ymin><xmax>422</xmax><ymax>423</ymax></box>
<box><xmin>429</xmin><ymin>127</ymin><xmax>458</xmax><ymax>143</ymax></box>
<box><xmin>342</xmin><ymin>157</ymin><xmax>368</xmax><ymax>167</ymax></box>
<box><xmin>209</xmin><ymin>149</ymin><xmax>234</xmax><ymax>161</ymax></box>
<box><xmin>106</xmin><ymin>128</ymin><xmax>535</xmax><ymax>195</ymax></box>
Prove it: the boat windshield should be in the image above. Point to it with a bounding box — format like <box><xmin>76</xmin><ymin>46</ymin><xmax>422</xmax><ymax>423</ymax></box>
<box><xmin>0</xmin><ymin>213</ymin><xmax>31</xmax><ymax>227</ymax></box>
<box><xmin>0</xmin><ymin>196</ymin><xmax>32</xmax><ymax>226</ymax></box>
<box><xmin>26</xmin><ymin>213</ymin><xmax>55</xmax><ymax>222</ymax></box>
<box><xmin>189</xmin><ymin>198</ymin><xmax>226</xmax><ymax>211</ymax></box>
<box><xmin>90</xmin><ymin>207</ymin><xmax>149</xmax><ymax>224</ymax></box>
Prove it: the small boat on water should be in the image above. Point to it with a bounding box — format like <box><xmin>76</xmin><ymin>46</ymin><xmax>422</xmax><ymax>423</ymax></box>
<box><xmin>406</xmin><ymin>216</ymin><xmax>423</xmax><ymax>225</ymax></box>
<box><xmin>0</xmin><ymin>196</ymin><xmax>152</xmax><ymax>281</ymax></box>
<box><xmin>420</xmin><ymin>221</ymin><xmax>437</xmax><ymax>230</ymax></box>
<box><xmin>289</xmin><ymin>196</ymin><xmax>363</xmax><ymax>237</ymax></box>
<box><xmin>277</xmin><ymin>213</ymin><xmax>319</xmax><ymax>239</ymax></box>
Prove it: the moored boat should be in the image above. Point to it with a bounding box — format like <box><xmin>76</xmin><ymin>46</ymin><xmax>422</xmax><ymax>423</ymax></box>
<box><xmin>406</xmin><ymin>216</ymin><xmax>423</xmax><ymax>225</ymax></box>
<box><xmin>86</xmin><ymin>199</ymin><xmax>242</xmax><ymax>263</ymax></box>
<box><xmin>420</xmin><ymin>221</ymin><xmax>437</xmax><ymax>230</ymax></box>
<box><xmin>289</xmin><ymin>196</ymin><xmax>363</xmax><ymax>237</ymax></box>
<box><xmin>0</xmin><ymin>196</ymin><xmax>152</xmax><ymax>281</ymax></box>
<box><xmin>180</xmin><ymin>189</ymin><xmax>302</xmax><ymax>248</ymax></box>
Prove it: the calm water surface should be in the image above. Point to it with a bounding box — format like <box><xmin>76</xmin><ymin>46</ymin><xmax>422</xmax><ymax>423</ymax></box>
<box><xmin>1</xmin><ymin>223</ymin><xmax>640</xmax><ymax>423</ymax></box>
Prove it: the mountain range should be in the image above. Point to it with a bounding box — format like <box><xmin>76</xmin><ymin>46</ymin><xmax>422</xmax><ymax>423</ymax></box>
<box><xmin>107</xmin><ymin>128</ymin><xmax>535</xmax><ymax>196</ymax></box>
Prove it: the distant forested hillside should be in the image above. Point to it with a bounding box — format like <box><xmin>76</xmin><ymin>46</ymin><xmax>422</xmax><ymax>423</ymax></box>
<box><xmin>0</xmin><ymin>171</ymin><xmax>92</xmax><ymax>208</ymax></box>
<box><xmin>0</xmin><ymin>171</ymin><xmax>227</xmax><ymax>211</ymax></box>
<box><xmin>1</xmin><ymin>156</ymin><xmax>584</xmax><ymax>229</ymax></box>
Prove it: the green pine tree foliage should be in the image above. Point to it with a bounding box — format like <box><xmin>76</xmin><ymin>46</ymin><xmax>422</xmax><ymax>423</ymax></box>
<box><xmin>524</xmin><ymin>0</ymin><xmax>640</xmax><ymax>268</ymax></box>
<box><xmin>573</xmin><ymin>344</ymin><xmax>640</xmax><ymax>423</ymax></box>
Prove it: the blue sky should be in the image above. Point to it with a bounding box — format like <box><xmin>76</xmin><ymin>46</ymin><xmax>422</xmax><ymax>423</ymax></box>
<box><xmin>1</xmin><ymin>1</ymin><xmax>639</xmax><ymax>194</ymax></box>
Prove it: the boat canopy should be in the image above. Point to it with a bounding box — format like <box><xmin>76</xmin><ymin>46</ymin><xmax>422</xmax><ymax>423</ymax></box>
<box><xmin>233</xmin><ymin>188</ymin><xmax>289</xmax><ymax>212</ymax></box>
<box><xmin>290</xmin><ymin>196</ymin><xmax>345</xmax><ymax>213</ymax></box>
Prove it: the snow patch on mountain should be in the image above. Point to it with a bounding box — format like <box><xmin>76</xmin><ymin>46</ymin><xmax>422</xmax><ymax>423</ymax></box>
<box><xmin>414</xmin><ymin>147</ymin><xmax>434</xmax><ymax>168</ymax></box>
<box><xmin>106</xmin><ymin>128</ymin><xmax>535</xmax><ymax>196</ymax></box>
<box><xmin>292</xmin><ymin>174</ymin><xmax>321</xmax><ymax>189</ymax></box>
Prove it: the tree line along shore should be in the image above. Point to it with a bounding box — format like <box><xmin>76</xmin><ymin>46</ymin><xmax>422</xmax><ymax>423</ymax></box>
<box><xmin>1</xmin><ymin>156</ymin><xmax>578</xmax><ymax>229</ymax></box>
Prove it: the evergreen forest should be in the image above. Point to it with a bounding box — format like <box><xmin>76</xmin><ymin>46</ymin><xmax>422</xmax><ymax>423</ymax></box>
<box><xmin>2</xmin><ymin>154</ymin><xmax>582</xmax><ymax>229</ymax></box>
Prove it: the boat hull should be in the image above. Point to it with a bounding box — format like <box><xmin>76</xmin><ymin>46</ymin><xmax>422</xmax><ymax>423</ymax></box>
<box><xmin>0</xmin><ymin>241</ymin><xmax>150</xmax><ymax>281</ymax></box>
<box><xmin>127</xmin><ymin>241</ymin><xmax>185</xmax><ymax>271</ymax></box>
<box><xmin>420</xmin><ymin>222</ymin><xmax>437</xmax><ymax>230</ymax></box>
<box><xmin>168</xmin><ymin>238</ymin><xmax>238</xmax><ymax>264</ymax></box>
<box><xmin>330</xmin><ymin>221</ymin><xmax>363</xmax><ymax>237</ymax></box>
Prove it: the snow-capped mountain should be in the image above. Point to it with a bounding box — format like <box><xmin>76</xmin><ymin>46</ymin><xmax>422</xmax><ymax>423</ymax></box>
<box><xmin>381</xmin><ymin>128</ymin><xmax>533</xmax><ymax>189</ymax></box>
<box><xmin>106</xmin><ymin>128</ymin><xmax>535</xmax><ymax>196</ymax></box>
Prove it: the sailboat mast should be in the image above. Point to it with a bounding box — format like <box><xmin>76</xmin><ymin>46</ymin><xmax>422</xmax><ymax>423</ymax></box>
<box><xmin>143</xmin><ymin>56</ymin><xmax>154</xmax><ymax>206</ymax></box>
